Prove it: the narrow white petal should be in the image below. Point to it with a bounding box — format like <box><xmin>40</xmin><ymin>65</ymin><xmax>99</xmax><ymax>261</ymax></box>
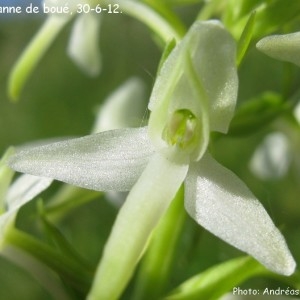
<box><xmin>87</xmin><ymin>153</ymin><xmax>189</xmax><ymax>300</ymax></box>
<box><xmin>92</xmin><ymin>77</ymin><xmax>146</xmax><ymax>133</ymax></box>
<box><xmin>249</xmin><ymin>132</ymin><xmax>291</xmax><ymax>180</ymax></box>
<box><xmin>6</xmin><ymin>174</ymin><xmax>53</xmax><ymax>211</ymax></box>
<box><xmin>257</xmin><ymin>32</ymin><xmax>300</xmax><ymax>66</ymax></box>
<box><xmin>68</xmin><ymin>13</ymin><xmax>101</xmax><ymax>76</ymax></box>
<box><xmin>9</xmin><ymin>127</ymin><xmax>154</xmax><ymax>192</ymax></box>
<box><xmin>185</xmin><ymin>153</ymin><xmax>296</xmax><ymax>276</ymax></box>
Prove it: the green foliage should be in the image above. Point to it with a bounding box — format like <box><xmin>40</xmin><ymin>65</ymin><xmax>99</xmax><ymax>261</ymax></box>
<box><xmin>165</xmin><ymin>257</ymin><xmax>266</xmax><ymax>300</ymax></box>
<box><xmin>237</xmin><ymin>10</ymin><xmax>256</xmax><ymax>66</ymax></box>
<box><xmin>228</xmin><ymin>92</ymin><xmax>288</xmax><ymax>136</ymax></box>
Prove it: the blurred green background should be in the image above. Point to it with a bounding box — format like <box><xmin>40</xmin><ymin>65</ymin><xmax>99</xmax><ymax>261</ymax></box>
<box><xmin>1</xmin><ymin>2</ymin><xmax>300</xmax><ymax>299</ymax></box>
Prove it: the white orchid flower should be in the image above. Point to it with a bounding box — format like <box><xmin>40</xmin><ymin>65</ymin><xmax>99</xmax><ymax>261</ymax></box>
<box><xmin>7</xmin><ymin>20</ymin><xmax>296</xmax><ymax>300</ymax></box>
<box><xmin>256</xmin><ymin>31</ymin><xmax>300</xmax><ymax>66</ymax></box>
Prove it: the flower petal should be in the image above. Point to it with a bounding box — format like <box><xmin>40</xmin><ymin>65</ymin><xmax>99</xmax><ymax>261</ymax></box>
<box><xmin>148</xmin><ymin>20</ymin><xmax>238</xmax><ymax>149</ymax></box>
<box><xmin>9</xmin><ymin>127</ymin><xmax>154</xmax><ymax>192</ymax></box>
<box><xmin>68</xmin><ymin>13</ymin><xmax>102</xmax><ymax>76</ymax></box>
<box><xmin>257</xmin><ymin>32</ymin><xmax>300</xmax><ymax>67</ymax></box>
<box><xmin>87</xmin><ymin>153</ymin><xmax>188</xmax><ymax>300</ymax></box>
<box><xmin>6</xmin><ymin>174</ymin><xmax>53</xmax><ymax>211</ymax></box>
<box><xmin>184</xmin><ymin>153</ymin><xmax>296</xmax><ymax>276</ymax></box>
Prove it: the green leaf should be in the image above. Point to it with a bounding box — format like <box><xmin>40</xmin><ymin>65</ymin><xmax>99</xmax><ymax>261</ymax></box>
<box><xmin>165</xmin><ymin>256</ymin><xmax>266</xmax><ymax>300</ymax></box>
<box><xmin>228</xmin><ymin>92</ymin><xmax>287</xmax><ymax>136</ymax></box>
<box><xmin>237</xmin><ymin>10</ymin><xmax>256</xmax><ymax>66</ymax></box>
<box><xmin>254</xmin><ymin>0</ymin><xmax>300</xmax><ymax>38</ymax></box>
<box><xmin>5</xmin><ymin>228</ymin><xmax>93</xmax><ymax>294</ymax></box>
<box><xmin>227</xmin><ymin>0</ymin><xmax>300</xmax><ymax>40</ymax></box>
<box><xmin>38</xmin><ymin>200</ymin><xmax>93</xmax><ymax>272</ymax></box>
<box><xmin>234</xmin><ymin>0</ymin><xmax>262</xmax><ymax>20</ymax></box>
<box><xmin>268</xmin><ymin>270</ymin><xmax>300</xmax><ymax>290</ymax></box>
<box><xmin>223</xmin><ymin>0</ymin><xmax>260</xmax><ymax>26</ymax></box>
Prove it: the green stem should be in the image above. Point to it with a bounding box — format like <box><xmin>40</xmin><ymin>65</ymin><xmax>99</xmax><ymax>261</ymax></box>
<box><xmin>132</xmin><ymin>186</ymin><xmax>186</xmax><ymax>300</ymax></box>
<box><xmin>5</xmin><ymin>228</ymin><xmax>93</xmax><ymax>294</ymax></box>
<box><xmin>39</xmin><ymin>205</ymin><xmax>93</xmax><ymax>271</ymax></box>
<box><xmin>196</xmin><ymin>0</ymin><xmax>224</xmax><ymax>21</ymax></box>
<box><xmin>141</xmin><ymin>0</ymin><xmax>186</xmax><ymax>37</ymax></box>
<box><xmin>236</xmin><ymin>11</ymin><xmax>256</xmax><ymax>67</ymax></box>
<box><xmin>116</xmin><ymin>0</ymin><xmax>183</xmax><ymax>43</ymax></box>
